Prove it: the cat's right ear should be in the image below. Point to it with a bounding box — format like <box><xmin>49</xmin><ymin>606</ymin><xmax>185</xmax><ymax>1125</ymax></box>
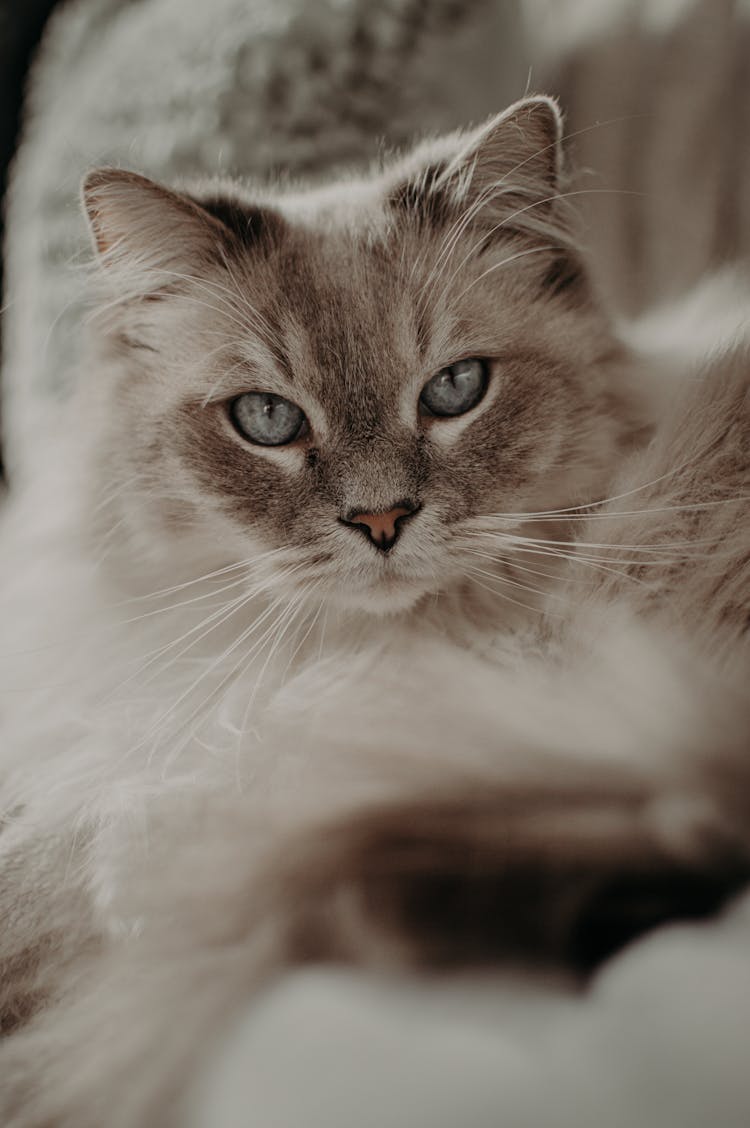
<box><xmin>389</xmin><ymin>96</ymin><xmax>568</xmax><ymax>245</ymax></box>
<box><xmin>81</xmin><ymin>168</ymin><xmax>234</xmax><ymax>279</ymax></box>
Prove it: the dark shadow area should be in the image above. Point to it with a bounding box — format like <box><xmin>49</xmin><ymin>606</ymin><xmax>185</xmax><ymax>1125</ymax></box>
<box><xmin>0</xmin><ymin>0</ymin><xmax>62</xmax><ymax>482</ymax></box>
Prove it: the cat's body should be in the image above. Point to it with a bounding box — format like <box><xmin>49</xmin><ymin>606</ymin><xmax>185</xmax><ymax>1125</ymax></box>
<box><xmin>0</xmin><ymin>2</ymin><xmax>749</xmax><ymax>1125</ymax></box>
<box><xmin>0</xmin><ymin>305</ymin><xmax>748</xmax><ymax>1124</ymax></box>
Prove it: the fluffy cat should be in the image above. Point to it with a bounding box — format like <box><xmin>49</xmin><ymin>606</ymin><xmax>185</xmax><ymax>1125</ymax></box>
<box><xmin>0</xmin><ymin>92</ymin><xmax>748</xmax><ymax>1126</ymax></box>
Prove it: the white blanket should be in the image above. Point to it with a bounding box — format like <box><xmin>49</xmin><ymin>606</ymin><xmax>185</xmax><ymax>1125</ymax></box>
<box><xmin>189</xmin><ymin>891</ymin><xmax>750</xmax><ymax>1127</ymax></box>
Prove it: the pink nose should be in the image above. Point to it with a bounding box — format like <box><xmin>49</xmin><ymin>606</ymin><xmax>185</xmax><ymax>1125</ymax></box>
<box><xmin>341</xmin><ymin>503</ymin><xmax>418</xmax><ymax>552</ymax></box>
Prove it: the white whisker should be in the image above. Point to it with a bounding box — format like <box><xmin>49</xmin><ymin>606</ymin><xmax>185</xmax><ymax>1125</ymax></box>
<box><xmin>464</xmin><ymin>566</ymin><xmax>555</xmax><ymax>618</ymax></box>
<box><xmin>129</xmin><ymin>565</ymin><xmax>307</xmax><ymax>756</ymax></box>
<box><xmin>463</xmin><ymin>555</ymin><xmax>565</xmax><ymax>603</ymax></box>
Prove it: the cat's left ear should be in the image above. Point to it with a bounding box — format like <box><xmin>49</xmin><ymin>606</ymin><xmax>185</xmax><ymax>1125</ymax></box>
<box><xmin>81</xmin><ymin>168</ymin><xmax>237</xmax><ymax>281</ymax></box>
<box><xmin>390</xmin><ymin>96</ymin><xmax>566</xmax><ymax>239</ymax></box>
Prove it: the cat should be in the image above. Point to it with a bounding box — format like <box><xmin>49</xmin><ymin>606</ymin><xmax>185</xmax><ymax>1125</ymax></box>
<box><xmin>0</xmin><ymin>90</ymin><xmax>748</xmax><ymax>1126</ymax></box>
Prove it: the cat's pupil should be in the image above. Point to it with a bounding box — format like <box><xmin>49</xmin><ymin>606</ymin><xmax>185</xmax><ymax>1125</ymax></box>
<box><xmin>420</xmin><ymin>358</ymin><xmax>489</xmax><ymax>417</ymax></box>
<box><xmin>230</xmin><ymin>392</ymin><xmax>306</xmax><ymax>446</ymax></box>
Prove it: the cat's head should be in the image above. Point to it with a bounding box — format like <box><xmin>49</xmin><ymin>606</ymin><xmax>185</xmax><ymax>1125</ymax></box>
<box><xmin>81</xmin><ymin>96</ymin><xmax>641</xmax><ymax>616</ymax></box>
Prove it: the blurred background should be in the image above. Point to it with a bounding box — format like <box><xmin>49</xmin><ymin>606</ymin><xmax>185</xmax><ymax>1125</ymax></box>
<box><xmin>0</xmin><ymin>0</ymin><xmax>60</xmax><ymax>480</ymax></box>
<box><xmin>0</xmin><ymin>1</ymin><xmax>58</xmax><ymax>287</ymax></box>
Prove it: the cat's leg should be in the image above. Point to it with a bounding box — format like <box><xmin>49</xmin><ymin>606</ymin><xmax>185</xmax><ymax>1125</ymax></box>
<box><xmin>249</xmin><ymin>771</ymin><xmax>750</xmax><ymax>976</ymax></box>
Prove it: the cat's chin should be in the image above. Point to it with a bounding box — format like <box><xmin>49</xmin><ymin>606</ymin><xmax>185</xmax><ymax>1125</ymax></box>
<box><xmin>330</xmin><ymin>579</ymin><xmax>431</xmax><ymax>617</ymax></box>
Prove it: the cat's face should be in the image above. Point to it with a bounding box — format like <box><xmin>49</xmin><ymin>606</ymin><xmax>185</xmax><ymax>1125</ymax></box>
<box><xmin>82</xmin><ymin>98</ymin><xmax>637</xmax><ymax>615</ymax></box>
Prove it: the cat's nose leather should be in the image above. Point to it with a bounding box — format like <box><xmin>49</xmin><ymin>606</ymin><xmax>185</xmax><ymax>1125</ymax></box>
<box><xmin>341</xmin><ymin>502</ymin><xmax>419</xmax><ymax>552</ymax></box>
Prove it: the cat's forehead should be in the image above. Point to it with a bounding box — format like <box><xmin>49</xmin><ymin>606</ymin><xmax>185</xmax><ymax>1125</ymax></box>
<box><xmin>186</xmin><ymin>176</ymin><xmax>562</xmax><ymax>423</ymax></box>
<box><xmin>234</xmin><ymin>212</ymin><xmax>424</xmax><ymax>407</ymax></box>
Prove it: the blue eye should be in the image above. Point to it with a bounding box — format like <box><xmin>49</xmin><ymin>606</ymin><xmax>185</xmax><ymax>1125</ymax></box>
<box><xmin>419</xmin><ymin>358</ymin><xmax>489</xmax><ymax>418</ymax></box>
<box><xmin>230</xmin><ymin>392</ymin><xmax>307</xmax><ymax>446</ymax></box>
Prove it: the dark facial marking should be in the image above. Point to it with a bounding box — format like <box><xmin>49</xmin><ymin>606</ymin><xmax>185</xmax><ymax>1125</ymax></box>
<box><xmin>541</xmin><ymin>251</ymin><xmax>589</xmax><ymax>302</ymax></box>
<box><xmin>191</xmin><ymin>194</ymin><xmax>287</xmax><ymax>252</ymax></box>
<box><xmin>388</xmin><ymin>161</ymin><xmax>451</xmax><ymax>229</ymax></box>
